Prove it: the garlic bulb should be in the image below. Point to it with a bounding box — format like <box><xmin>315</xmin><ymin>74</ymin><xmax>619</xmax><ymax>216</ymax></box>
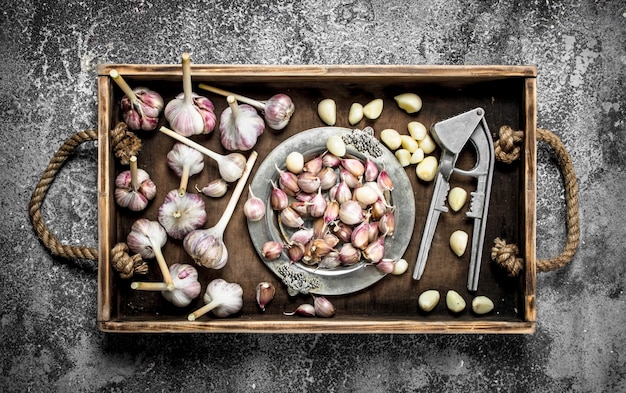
<box><xmin>183</xmin><ymin>151</ymin><xmax>258</xmax><ymax>269</ymax></box>
<box><xmin>160</xmin><ymin>126</ymin><xmax>246</xmax><ymax>182</ymax></box>
<box><xmin>126</xmin><ymin>219</ymin><xmax>174</xmax><ymax>290</ymax></box>
<box><xmin>158</xmin><ymin>190</ymin><xmax>207</xmax><ymax>240</ymax></box>
<box><xmin>114</xmin><ymin>156</ymin><xmax>156</xmax><ymax>211</ymax></box>
<box><xmin>219</xmin><ymin>95</ymin><xmax>265</xmax><ymax>151</ymax></box>
<box><xmin>164</xmin><ymin>53</ymin><xmax>216</xmax><ymax>136</ymax></box>
<box><xmin>199</xmin><ymin>83</ymin><xmax>294</xmax><ymax>131</ymax></box>
<box><xmin>166</xmin><ymin>142</ymin><xmax>204</xmax><ymax>197</ymax></box>
<box><xmin>110</xmin><ymin>70</ymin><xmax>164</xmax><ymax>131</ymax></box>
<box><xmin>188</xmin><ymin>278</ymin><xmax>244</xmax><ymax>320</ymax></box>
<box><xmin>161</xmin><ymin>263</ymin><xmax>201</xmax><ymax>307</ymax></box>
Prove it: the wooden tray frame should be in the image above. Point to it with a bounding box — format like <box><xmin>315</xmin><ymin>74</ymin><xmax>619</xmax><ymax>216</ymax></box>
<box><xmin>96</xmin><ymin>64</ymin><xmax>536</xmax><ymax>334</ymax></box>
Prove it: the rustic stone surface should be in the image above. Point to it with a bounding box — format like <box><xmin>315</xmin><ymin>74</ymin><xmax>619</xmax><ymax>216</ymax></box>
<box><xmin>1</xmin><ymin>0</ymin><xmax>625</xmax><ymax>391</ymax></box>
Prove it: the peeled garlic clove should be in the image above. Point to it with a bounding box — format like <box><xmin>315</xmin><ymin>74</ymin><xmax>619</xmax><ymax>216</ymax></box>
<box><xmin>392</xmin><ymin>258</ymin><xmax>408</xmax><ymax>275</ymax></box>
<box><xmin>449</xmin><ymin>230</ymin><xmax>469</xmax><ymax>257</ymax></box>
<box><xmin>394</xmin><ymin>93</ymin><xmax>422</xmax><ymax>114</ymax></box>
<box><xmin>408</xmin><ymin>121</ymin><xmax>427</xmax><ymax>141</ymax></box>
<box><xmin>380</xmin><ymin>128</ymin><xmax>401</xmax><ymax>150</ymax></box>
<box><xmin>418</xmin><ymin>289</ymin><xmax>440</xmax><ymax>312</ymax></box>
<box><xmin>446</xmin><ymin>290</ymin><xmax>466</xmax><ymax>313</ymax></box>
<box><xmin>313</xmin><ymin>296</ymin><xmax>336</xmax><ymax>318</ymax></box>
<box><xmin>472</xmin><ymin>296</ymin><xmax>494</xmax><ymax>315</ymax></box>
<box><xmin>416</xmin><ymin>155</ymin><xmax>438</xmax><ymax>181</ymax></box>
<box><xmin>256</xmin><ymin>282</ymin><xmax>275</xmax><ymax>312</ymax></box>
<box><xmin>285</xmin><ymin>151</ymin><xmax>304</xmax><ymax>174</ymax></box>
<box><xmin>326</xmin><ymin>135</ymin><xmax>346</xmax><ymax>157</ymax></box>
<box><xmin>348</xmin><ymin>102</ymin><xmax>363</xmax><ymax>125</ymax></box>
<box><xmin>409</xmin><ymin>148</ymin><xmax>425</xmax><ymax>165</ymax></box>
<box><xmin>395</xmin><ymin>149</ymin><xmax>412</xmax><ymax>167</ymax></box>
<box><xmin>448</xmin><ymin>187</ymin><xmax>468</xmax><ymax>212</ymax></box>
<box><xmin>418</xmin><ymin>134</ymin><xmax>437</xmax><ymax>154</ymax></box>
<box><xmin>400</xmin><ymin>135</ymin><xmax>419</xmax><ymax>153</ymax></box>
<box><xmin>362</xmin><ymin>98</ymin><xmax>383</xmax><ymax>120</ymax></box>
<box><xmin>318</xmin><ymin>98</ymin><xmax>336</xmax><ymax>125</ymax></box>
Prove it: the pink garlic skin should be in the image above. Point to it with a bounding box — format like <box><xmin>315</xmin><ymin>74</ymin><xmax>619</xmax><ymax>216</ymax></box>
<box><xmin>161</xmin><ymin>263</ymin><xmax>202</xmax><ymax>307</ymax></box>
<box><xmin>158</xmin><ymin>190</ymin><xmax>207</xmax><ymax>240</ymax></box>
<box><xmin>114</xmin><ymin>168</ymin><xmax>157</xmax><ymax>211</ymax></box>
<box><xmin>121</xmin><ymin>87</ymin><xmax>164</xmax><ymax>131</ymax></box>
<box><xmin>263</xmin><ymin>93</ymin><xmax>294</xmax><ymax>131</ymax></box>
<box><xmin>165</xmin><ymin>92</ymin><xmax>216</xmax><ymax>137</ymax></box>
<box><xmin>183</xmin><ymin>229</ymin><xmax>228</xmax><ymax>269</ymax></box>
<box><xmin>219</xmin><ymin>103</ymin><xmax>265</xmax><ymax>151</ymax></box>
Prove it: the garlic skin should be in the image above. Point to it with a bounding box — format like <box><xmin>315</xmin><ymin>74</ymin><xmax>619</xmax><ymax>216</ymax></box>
<box><xmin>114</xmin><ymin>158</ymin><xmax>156</xmax><ymax>212</ymax></box>
<box><xmin>126</xmin><ymin>219</ymin><xmax>174</xmax><ymax>290</ymax></box>
<box><xmin>110</xmin><ymin>70</ymin><xmax>164</xmax><ymax>132</ymax></box>
<box><xmin>283</xmin><ymin>304</ymin><xmax>316</xmax><ymax>317</ymax></box>
<box><xmin>188</xmin><ymin>278</ymin><xmax>244</xmax><ymax>320</ymax></box>
<box><xmin>256</xmin><ymin>282</ymin><xmax>276</xmax><ymax>311</ymax></box>
<box><xmin>161</xmin><ymin>263</ymin><xmax>201</xmax><ymax>307</ymax></box>
<box><xmin>263</xmin><ymin>94</ymin><xmax>295</xmax><ymax>131</ymax></box>
<box><xmin>220</xmin><ymin>95</ymin><xmax>265</xmax><ymax>151</ymax></box>
<box><xmin>166</xmin><ymin>143</ymin><xmax>205</xmax><ymax>197</ymax></box>
<box><xmin>196</xmin><ymin>178</ymin><xmax>228</xmax><ymax>198</ymax></box>
<box><xmin>165</xmin><ymin>53</ymin><xmax>216</xmax><ymax>136</ymax></box>
<box><xmin>313</xmin><ymin>296</ymin><xmax>336</xmax><ymax>318</ymax></box>
<box><xmin>244</xmin><ymin>186</ymin><xmax>266</xmax><ymax>222</ymax></box>
<box><xmin>158</xmin><ymin>190</ymin><xmax>207</xmax><ymax>240</ymax></box>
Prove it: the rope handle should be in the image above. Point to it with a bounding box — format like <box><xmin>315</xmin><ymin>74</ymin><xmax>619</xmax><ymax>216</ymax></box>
<box><xmin>28</xmin><ymin>124</ymin><xmax>147</xmax><ymax>277</ymax></box>
<box><xmin>491</xmin><ymin>126</ymin><xmax>580</xmax><ymax>275</ymax></box>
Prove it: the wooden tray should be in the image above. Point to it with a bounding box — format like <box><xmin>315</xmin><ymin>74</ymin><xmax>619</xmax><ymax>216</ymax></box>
<box><xmin>96</xmin><ymin>64</ymin><xmax>537</xmax><ymax>334</ymax></box>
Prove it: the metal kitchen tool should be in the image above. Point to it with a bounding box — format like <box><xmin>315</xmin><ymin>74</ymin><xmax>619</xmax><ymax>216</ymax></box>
<box><xmin>412</xmin><ymin>108</ymin><xmax>495</xmax><ymax>291</ymax></box>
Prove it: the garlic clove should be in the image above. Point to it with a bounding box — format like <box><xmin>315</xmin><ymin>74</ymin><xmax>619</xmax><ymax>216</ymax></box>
<box><xmin>380</xmin><ymin>128</ymin><xmax>402</xmax><ymax>150</ymax></box>
<box><xmin>341</xmin><ymin>158</ymin><xmax>365</xmax><ymax>178</ymax></box>
<box><xmin>348</xmin><ymin>102</ymin><xmax>364</xmax><ymax>125</ymax></box>
<box><xmin>313</xmin><ymin>296</ymin><xmax>336</xmax><ymax>318</ymax></box>
<box><xmin>364</xmin><ymin>157</ymin><xmax>379</xmax><ymax>182</ymax></box>
<box><xmin>375</xmin><ymin>258</ymin><xmax>396</xmax><ymax>274</ymax></box>
<box><xmin>392</xmin><ymin>258</ymin><xmax>409</xmax><ymax>275</ymax></box>
<box><xmin>338</xmin><ymin>200</ymin><xmax>364</xmax><ymax>225</ymax></box>
<box><xmin>196</xmin><ymin>178</ymin><xmax>228</xmax><ymax>198</ymax></box>
<box><xmin>449</xmin><ymin>230</ymin><xmax>469</xmax><ymax>257</ymax></box>
<box><xmin>446</xmin><ymin>290</ymin><xmax>466</xmax><ymax>313</ymax></box>
<box><xmin>418</xmin><ymin>289</ymin><xmax>440</xmax><ymax>312</ymax></box>
<box><xmin>297</xmin><ymin>172</ymin><xmax>321</xmax><ymax>194</ymax></box>
<box><xmin>394</xmin><ymin>93</ymin><xmax>422</xmax><ymax>114</ymax></box>
<box><xmin>408</xmin><ymin>121</ymin><xmax>427</xmax><ymax>141</ymax></box>
<box><xmin>283</xmin><ymin>304</ymin><xmax>316</xmax><ymax>317</ymax></box>
<box><xmin>362</xmin><ymin>234</ymin><xmax>385</xmax><ymax>263</ymax></box>
<box><xmin>285</xmin><ymin>151</ymin><xmax>305</xmax><ymax>174</ymax></box>
<box><xmin>325</xmin><ymin>134</ymin><xmax>346</xmax><ymax>158</ymax></box>
<box><xmin>256</xmin><ymin>282</ymin><xmax>276</xmax><ymax>311</ymax></box>
<box><xmin>261</xmin><ymin>241</ymin><xmax>284</xmax><ymax>261</ymax></box>
<box><xmin>244</xmin><ymin>186</ymin><xmax>266</xmax><ymax>221</ymax></box>
<box><xmin>448</xmin><ymin>187</ymin><xmax>468</xmax><ymax>212</ymax></box>
<box><xmin>318</xmin><ymin>98</ymin><xmax>336</xmax><ymax>126</ymax></box>
<box><xmin>362</xmin><ymin>98</ymin><xmax>383</xmax><ymax>120</ymax></box>
<box><xmin>279</xmin><ymin>206</ymin><xmax>304</xmax><ymax>228</ymax></box>
<box><xmin>338</xmin><ymin>243</ymin><xmax>361</xmax><ymax>265</ymax></box>
<box><xmin>472</xmin><ymin>296</ymin><xmax>495</xmax><ymax>315</ymax></box>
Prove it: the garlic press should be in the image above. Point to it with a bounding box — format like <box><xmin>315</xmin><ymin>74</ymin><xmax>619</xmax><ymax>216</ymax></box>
<box><xmin>412</xmin><ymin>108</ymin><xmax>495</xmax><ymax>291</ymax></box>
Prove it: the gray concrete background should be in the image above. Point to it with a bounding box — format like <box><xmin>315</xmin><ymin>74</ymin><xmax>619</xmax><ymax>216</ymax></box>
<box><xmin>1</xmin><ymin>0</ymin><xmax>625</xmax><ymax>391</ymax></box>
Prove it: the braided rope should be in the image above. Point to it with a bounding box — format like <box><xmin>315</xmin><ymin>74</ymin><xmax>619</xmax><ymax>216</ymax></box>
<box><xmin>491</xmin><ymin>126</ymin><xmax>580</xmax><ymax>274</ymax></box>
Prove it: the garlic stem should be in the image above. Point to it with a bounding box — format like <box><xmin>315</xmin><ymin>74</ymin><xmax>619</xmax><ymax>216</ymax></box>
<box><xmin>199</xmin><ymin>83</ymin><xmax>264</xmax><ymax>110</ymax></box>
<box><xmin>160</xmin><ymin>126</ymin><xmax>223</xmax><ymax>164</ymax></box>
<box><xmin>109</xmin><ymin>69</ymin><xmax>138</xmax><ymax>102</ymax></box>
<box><xmin>152</xmin><ymin>245</ymin><xmax>175</xmax><ymax>291</ymax></box>
<box><xmin>129</xmin><ymin>155</ymin><xmax>139</xmax><ymax>192</ymax></box>
<box><xmin>181</xmin><ymin>52</ymin><xmax>193</xmax><ymax>106</ymax></box>
<box><xmin>188</xmin><ymin>299</ymin><xmax>220</xmax><ymax>321</ymax></box>
<box><xmin>179</xmin><ymin>163</ymin><xmax>191</xmax><ymax>197</ymax></box>
<box><xmin>227</xmin><ymin>95</ymin><xmax>239</xmax><ymax>117</ymax></box>
<box><xmin>130</xmin><ymin>281</ymin><xmax>169</xmax><ymax>291</ymax></box>
<box><xmin>212</xmin><ymin>151</ymin><xmax>258</xmax><ymax>235</ymax></box>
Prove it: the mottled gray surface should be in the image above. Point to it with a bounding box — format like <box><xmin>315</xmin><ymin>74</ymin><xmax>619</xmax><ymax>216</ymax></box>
<box><xmin>1</xmin><ymin>0</ymin><xmax>625</xmax><ymax>392</ymax></box>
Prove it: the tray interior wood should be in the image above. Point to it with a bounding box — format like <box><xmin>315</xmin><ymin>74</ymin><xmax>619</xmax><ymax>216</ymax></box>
<box><xmin>97</xmin><ymin>65</ymin><xmax>536</xmax><ymax>333</ymax></box>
